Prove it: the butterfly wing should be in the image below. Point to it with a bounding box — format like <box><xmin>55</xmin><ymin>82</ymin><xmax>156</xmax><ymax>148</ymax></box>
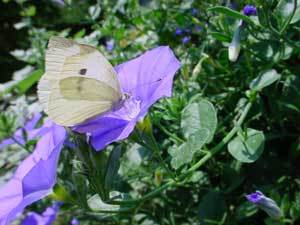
<box><xmin>37</xmin><ymin>37</ymin><xmax>122</xmax><ymax>126</ymax></box>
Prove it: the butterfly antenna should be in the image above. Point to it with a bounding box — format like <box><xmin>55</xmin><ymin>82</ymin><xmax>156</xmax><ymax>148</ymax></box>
<box><xmin>126</xmin><ymin>78</ymin><xmax>163</xmax><ymax>95</ymax></box>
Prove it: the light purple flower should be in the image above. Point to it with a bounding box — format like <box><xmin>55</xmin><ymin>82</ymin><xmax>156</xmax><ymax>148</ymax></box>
<box><xmin>71</xmin><ymin>218</ymin><xmax>79</xmax><ymax>225</ymax></box>
<box><xmin>21</xmin><ymin>203</ymin><xmax>60</xmax><ymax>225</ymax></box>
<box><xmin>243</xmin><ymin>5</ymin><xmax>257</xmax><ymax>16</ymax></box>
<box><xmin>0</xmin><ymin>121</ymin><xmax>66</xmax><ymax>225</ymax></box>
<box><xmin>0</xmin><ymin>113</ymin><xmax>47</xmax><ymax>149</ymax></box>
<box><xmin>74</xmin><ymin>46</ymin><xmax>180</xmax><ymax>150</ymax></box>
<box><xmin>182</xmin><ymin>36</ymin><xmax>191</xmax><ymax>44</ymax></box>
<box><xmin>246</xmin><ymin>190</ymin><xmax>282</xmax><ymax>219</ymax></box>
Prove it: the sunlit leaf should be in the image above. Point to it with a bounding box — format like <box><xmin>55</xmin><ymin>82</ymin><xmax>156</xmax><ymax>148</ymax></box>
<box><xmin>228</xmin><ymin>128</ymin><xmax>265</xmax><ymax>163</ymax></box>
<box><xmin>169</xmin><ymin>128</ymin><xmax>209</xmax><ymax>169</ymax></box>
<box><xmin>88</xmin><ymin>194</ymin><xmax>131</xmax><ymax>212</ymax></box>
<box><xmin>250</xmin><ymin>69</ymin><xmax>281</xmax><ymax>91</ymax></box>
<box><xmin>181</xmin><ymin>99</ymin><xmax>217</xmax><ymax>143</ymax></box>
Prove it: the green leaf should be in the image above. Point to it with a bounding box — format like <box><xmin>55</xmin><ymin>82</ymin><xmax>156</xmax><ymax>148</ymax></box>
<box><xmin>198</xmin><ymin>191</ymin><xmax>227</xmax><ymax>225</ymax></box>
<box><xmin>235</xmin><ymin>202</ymin><xmax>258</xmax><ymax>220</ymax></box>
<box><xmin>228</xmin><ymin>128</ymin><xmax>265</xmax><ymax>163</ymax></box>
<box><xmin>186</xmin><ymin>171</ymin><xmax>209</xmax><ymax>184</ymax></box>
<box><xmin>4</xmin><ymin>69</ymin><xmax>43</xmax><ymax>96</ymax></box>
<box><xmin>169</xmin><ymin>128</ymin><xmax>210</xmax><ymax>169</ymax></box>
<box><xmin>104</xmin><ymin>146</ymin><xmax>122</xmax><ymax>191</ymax></box>
<box><xmin>88</xmin><ymin>194</ymin><xmax>131</xmax><ymax>212</ymax></box>
<box><xmin>181</xmin><ymin>99</ymin><xmax>217</xmax><ymax>143</ymax></box>
<box><xmin>276</xmin><ymin>0</ymin><xmax>300</xmax><ymax>25</ymax></box>
<box><xmin>250</xmin><ymin>69</ymin><xmax>281</xmax><ymax>91</ymax></box>
<box><xmin>51</xmin><ymin>183</ymin><xmax>74</xmax><ymax>203</ymax></box>
<box><xmin>209</xmin><ymin>32</ymin><xmax>231</xmax><ymax>42</ymax></box>
<box><xmin>208</xmin><ymin>6</ymin><xmax>255</xmax><ymax>25</ymax></box>
<box><xmin>251</xmin><ymin>41</ymin><xmax>293</xmax><ymax>62</ymax></box>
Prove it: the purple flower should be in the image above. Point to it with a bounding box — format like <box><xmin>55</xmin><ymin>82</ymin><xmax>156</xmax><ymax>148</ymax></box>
<box><xmin>0</xmin><ymin>121</ymin><xmax>66</xmax><ymax>225</ymax></box>
<box><xmin>246</xmin><ymin>191</ymin><xmax>282</xmax><ymax>219</ymax></box>
<box><xmin>194</xmin><ymin>25</ymin><xmax>202</xmax><ymax>32</ymax></box>
<box><xmin>74</xmin><ymin>46</ymin><xmax>180</xmax><ymax>150</ymax></box>
<box><xmin>182</xmin><ymin>36</ymin><xmax>191</xmax><ymax>44</ymax></box>
<box><xmin>0</xmin><ymin>113</ymin><xmax>48</xmax><ymax>149</ymax></box>
<box><xmin>105</xmin><ymin>39</ymin><xmax>115</xmax><ymax>52</ymax></box>
<box><xmin>175</xmin><ymin>28</ymin><xmax>183</xmax><ymax>36</ymax></box>
<box><xmin>71</xmin><ymin>218</ymin><xmax>79</xmax><ymax>225</ymax></box>
<box><xmin>21</xmin><ymin>203</ymin><xmax>60</xmax><ymax>225</ymax></box>
<box><xmin>243</xmin><ymin>5</ymin><xmax>257</xmax><ymax>16</ymax></box>
<box><xmin>191</xmin><ymin>8</ymin><xmax>198</xmax><ymax>16</ymax></box>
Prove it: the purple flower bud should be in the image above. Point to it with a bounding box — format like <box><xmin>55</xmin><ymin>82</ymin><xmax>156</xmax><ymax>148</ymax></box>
<box><xmin>21</xmin><ymin>203</ymin><xmax>60</xmax><ymax>225</ymax></box>
<box><xmin>184</xmin><ymin>28</ymin><xmax>192</xmax><ymax>34</ymax></box>
<box><xmin>191</xmin><ymin>8</ymin><xmax>198</xmax><ymax>16</ymax></box>
<box><xmin>71</xmin><ymin>218</ymin><xmax>79</xmax><ymax>225</ymax></box>
<box><xmin>246</xmin><ymin>191</ymin><xmax>282</xmax><ymax>219</ymax></box>
<box><xmin>194</xmin><ymin>25</ymin><xmax>202</xmax><ymax>32</ymax></box>
<box><xmin>182</xmin><ymin>36</ymin><xmax>191</xmax><ymax>44</ymax></box>
<box><xmin>243</xmin><ymin>5</ymin><xmax>257</xmax><ymax>16</ymax></box>
<box><xmin>105</xmin><ymin>39</ymin><xmax>115</xmax><ymax>52</ymax></box>
<box><xmin>228</xmin><ymin>23</ymin><xmax>242</xmax><ymax>62</ymax></box>
<box><xmin>229</xmin><ymin>3</ymin><xmax>238</xmax><ymax>10</ymax></box>
<box><xmin>175</xmin><ymin>28</ymin><xmax>183</xmax><ymax>36</ymax></box>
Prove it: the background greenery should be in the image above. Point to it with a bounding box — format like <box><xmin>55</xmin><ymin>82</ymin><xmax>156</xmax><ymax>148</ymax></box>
<box><xmin>1</xmin><ymin>0</ymin><xmax>300</xmax><ymax>225</ymax></box>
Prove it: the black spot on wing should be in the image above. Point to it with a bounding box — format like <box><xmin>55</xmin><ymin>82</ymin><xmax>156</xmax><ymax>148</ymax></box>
<box><xmin>79</xmin><ymin>68</ymin><xmax>87</xmax><ymax>75</ymax></box>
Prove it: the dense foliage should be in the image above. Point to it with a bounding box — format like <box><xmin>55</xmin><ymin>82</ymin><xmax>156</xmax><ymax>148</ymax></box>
<box><xmin>1</xmin><ymin>0</ymin><xmax>300</xmax><ymax>225</ymax></box>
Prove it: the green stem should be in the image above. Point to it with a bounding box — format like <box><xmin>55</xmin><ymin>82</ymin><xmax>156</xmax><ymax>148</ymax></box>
<box><xmin>156</xmin><ymin>123</ymin><xmax>184</xmax><ymax>143</ymax></box>
<box><xmin>148</xmin><ymin>132</ymin><xmax>177</xmax><ymax>180</ymax></box>
<box><xmin>10</xmin><ymin>135</ymin><xmax>31</xmax><ymax>153</ymax></box>
<box><xmin>109</xmin><ymin>102</ymin><xmax>253</xmax><ymax>206</ymax></box>
<box><xmin>280</xmin><ymin>0</ymin><xmax>297</xmax><ymax>35</ymax></box>
<box><xmin>71</xmin><ymin>131</ymin><xmax>107</xmax><ymax>200</ymax></box>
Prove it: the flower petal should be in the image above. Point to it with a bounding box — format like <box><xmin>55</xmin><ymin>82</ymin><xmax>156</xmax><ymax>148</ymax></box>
<box><xmin>0</xmin><ymin>113</ymin><xmax>45</xmax><ymax>150</ymax></box>
<box><xmin>0</xmin><ymin>122</ymin><xmax>66</xmax><ymax>225</ymax></box>
<box><xmin>116</xmin><ymin>46</ymin><xmax>180</xmax><ymax>112</ymax></box>
<box><xmin>74</xmin><ymin>46</ymin><xmax>180</xmax><ymax>151</ymax></box>
<box><xmin>21</xmin><ymin>203</ymin><xmax>60</xmax><ymax>225</ymax></box>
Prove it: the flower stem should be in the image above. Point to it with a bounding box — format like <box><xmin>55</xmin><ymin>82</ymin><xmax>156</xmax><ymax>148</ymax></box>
<box><xmin>108</xmin><ymin>102</ymin><xmax>252</xmax><ymax>206</ymax></box>
<box><xmin>148</xmin><ymin>132</ymin><xmax>177</xmax><ymax>180</ymax></box>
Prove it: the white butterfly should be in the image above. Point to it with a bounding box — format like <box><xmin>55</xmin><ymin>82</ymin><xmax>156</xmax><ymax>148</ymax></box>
<box><xmin>37</xmin><ymin>37</ymin><xmax>123</xmax><ymax>126</ymax></box>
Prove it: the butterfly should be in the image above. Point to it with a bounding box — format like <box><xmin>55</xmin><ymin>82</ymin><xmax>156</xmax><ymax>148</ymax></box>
<box><xmin>37</xmin><ymin>37</ymin><xmax>124</xmax><ymax>127</ymax></box>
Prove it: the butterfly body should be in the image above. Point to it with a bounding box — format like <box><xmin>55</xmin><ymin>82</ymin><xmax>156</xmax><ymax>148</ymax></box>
<box><xmin>38</xmin><ymin>37</ymin><xmax>123</xmax><ymax>126</ymax></box>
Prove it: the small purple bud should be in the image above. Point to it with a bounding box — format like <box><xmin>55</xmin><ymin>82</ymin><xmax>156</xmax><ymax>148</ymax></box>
<box><xmin>182</xmin><ymin>36</ymin><xmax>191</xmax><ymax>44</ymax></box>
<box><xmin>175</xmin><ymin>28</ymin><xmax>183</xmax><ymax>36</ymax></box>
<box><xmin>246</xmin><ymin>191</ymin><xmax>282</xmax><ymax>220</ymax></box>
<box><xmin>184</xmin><ymin>28</ymin><xmax>192</xmax><ymax>34</ymax></box>
<box><xmin>229</xmin><ymin>3</ymin><xmax>238</xmax><ymax>10</ymax></box>
<box><xmin>191</xmin><ymin>8</ymin><xmax>198</xmax><ymax>16</ymax></box>
<box><xmin>106</xmin><ymin>39</ymin><xmax>115</xmax><ymax>52</ymax></box>
<box><xmin>228</xmin><ymin>23</ymin><xmax>242</xmax><ymax>62</ymax></box>
<box><xmin>71</xmin><ymin>218</ymin><xmax>79</xmax><ymax>225</ymax></box>
<box><xmin>194</xmin><ymin>25</ymin><xmax>202</xmax><ymax>32</ymax></box>
<box><xmin>243</xmin><ymin>5</ymin><xmax>257</xmax><ymax>16</ymax></box>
